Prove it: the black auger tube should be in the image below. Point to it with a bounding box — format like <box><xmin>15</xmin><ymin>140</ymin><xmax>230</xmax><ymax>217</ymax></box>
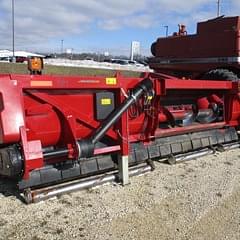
<box><xmin>92</xmin><ymin>78</ymin><xmax>152</xmax><ymax>144</ymax></box>
<box><xmin>78</xmin><ymin>78</ymin><xmax>153</xmax><ymax>158</ymax></box>
<box><xmin>41</xmin><ymin>79</ymin><xmax>153</xmax><ymax>160</ymax></box>
<box><xmin>43</xmin><ymin>149</ymin><xmax>69</xmax><ymax>159</ymax></box>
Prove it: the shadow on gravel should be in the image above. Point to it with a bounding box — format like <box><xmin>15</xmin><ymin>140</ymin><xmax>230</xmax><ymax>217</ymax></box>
<box><xmin>0</xmin><ymin>177</ymin><xmax>24</xmax><ymax>202</ymax></box>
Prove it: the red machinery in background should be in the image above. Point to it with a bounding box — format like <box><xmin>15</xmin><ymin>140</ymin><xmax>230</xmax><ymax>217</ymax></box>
<box><xmin>0</xmin><ymin>71</ymin><xmax>240</xmax><ymax>203</ymax></box>
<box><xmin>149</xmin><ymin>16</ymin><xmax>240</xmax><ymax>80</ymax></box>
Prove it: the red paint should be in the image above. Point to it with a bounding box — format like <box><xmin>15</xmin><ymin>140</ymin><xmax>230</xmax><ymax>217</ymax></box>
<box><xmin>150</xmin><ymin>16</ymin><xmax>240</xmax><ymax>78</ymax></box>
<box><xmin>0</xmin><ymin>72</ymin><xmax>239</xmax><ymax>179</ymax></box>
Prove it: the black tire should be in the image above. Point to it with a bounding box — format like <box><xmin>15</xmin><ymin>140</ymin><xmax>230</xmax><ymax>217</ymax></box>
<box><xmin>151</xmin><ymin>42</ymin><xmax>157</xmax><ymax>56</ymax></box>
<box><xmin>201</xmin><ymin>69</ymin><xmax>239</xmax><ymax>81</ymax></box>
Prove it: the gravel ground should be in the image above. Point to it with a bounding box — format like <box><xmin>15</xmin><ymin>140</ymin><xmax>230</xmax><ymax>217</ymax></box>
<box><xmin>1</xmin><ymin>149</ymin><xmax>240</xmax><ymax>240</ymax></box>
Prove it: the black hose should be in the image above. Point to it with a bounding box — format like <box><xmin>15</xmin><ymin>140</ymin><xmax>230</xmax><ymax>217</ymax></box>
<box><xmin>78</xmin><ymin>78</ymin><xmax>153</xmax><ymax>158</ymax></box>
<box><xmin>43</xmin><ymin>149</ymin><xmax>69</xmax><ymax>159</ymax></box>
<box><xmin>42</xmin><ymin>78</ymin><xmax>153</xmax><ymax>160</ymax></box>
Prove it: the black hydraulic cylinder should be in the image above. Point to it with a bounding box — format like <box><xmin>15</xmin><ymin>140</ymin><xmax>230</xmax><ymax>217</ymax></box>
<box><xmin>40</xmin><ymin>79</ymin><xmax>153</xmax><ymax>160</ymax></box>
<box><xmin>91</xmin><ymin>79</ymin><xmax>152</xmax><ymax>144</ymax></box>
<box><xmin>78</xmin><ymin>78</ymin><xmax>153</xmax><ymax>158</ymax></box>
<box><xmin>43</xmin><ymin>149</ymin><xmax>69</xmax><ymax>159</ymax></box>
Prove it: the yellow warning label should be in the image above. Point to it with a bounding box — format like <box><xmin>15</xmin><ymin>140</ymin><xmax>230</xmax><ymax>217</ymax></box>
<box><xmin>106</xmin><ymin>78</ymin><xmax>117</xmax><ymax>85</ymax></box>
<box><xmin>101</xmin><ymin>98</ymin><xmax>112</xmax><ymax>105</ymax></box>
<box><xmin>147</xmin><ymin>96</ymin><xmax>153</xmax><ymax>100</ymax></box>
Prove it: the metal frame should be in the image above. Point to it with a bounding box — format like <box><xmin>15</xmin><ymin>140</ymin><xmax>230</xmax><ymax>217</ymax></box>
<box><xmin>0</xmin><ymin>72</ymin><xmax>239</xmax><ymax>184</ymax></box>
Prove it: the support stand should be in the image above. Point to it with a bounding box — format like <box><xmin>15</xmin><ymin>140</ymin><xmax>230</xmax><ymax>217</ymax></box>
<box><xmin>118</xmin><ymin>155</ymin><xmax>129</xmax><ymax>185</ymax></box>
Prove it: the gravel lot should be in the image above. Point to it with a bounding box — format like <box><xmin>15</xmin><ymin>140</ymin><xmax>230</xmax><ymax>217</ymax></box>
<box><xmin>1</xmin><ymin>149</ymin><xmax>240</xmax><ymax>240</ymax></box>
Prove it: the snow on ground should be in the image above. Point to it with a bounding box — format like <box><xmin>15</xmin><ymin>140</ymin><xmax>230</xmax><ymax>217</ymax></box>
<box><xmin>0</xmin><ymin>50</ymin><xmax>44</xmax><ymax>58</ymax></box>
<box><xmin>44</xmin><ymin>58</ymin><xmax>152</xmax><ymax>72</ymax></box>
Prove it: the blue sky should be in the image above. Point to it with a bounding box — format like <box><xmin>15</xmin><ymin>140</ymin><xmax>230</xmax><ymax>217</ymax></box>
<box><xmin>0</xmin><ymin>0</ymin><xmax>239</xmax><ymax>56</ymax></box>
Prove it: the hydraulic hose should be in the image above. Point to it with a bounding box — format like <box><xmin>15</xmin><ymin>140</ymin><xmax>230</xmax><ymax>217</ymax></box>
<box><xmin>77</xmin><ymin>78</ymin><xmax>153</xmax><ymax>158</ymax></box>
<box><xmin>42</xmin><ymin>78</ymin><xmax>153</xmax><ymax>160</ymax></box>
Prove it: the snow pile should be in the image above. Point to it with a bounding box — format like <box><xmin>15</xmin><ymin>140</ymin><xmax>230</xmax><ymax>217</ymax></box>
<box><xmin>0</xmin><ymin>50</ymin><xmax>44</xmax><ymax>58</ymax></box>
<box><xmin>44</xmin><ymin>58</ymin><xmax>152</xmax><ymax>72</ymax></box>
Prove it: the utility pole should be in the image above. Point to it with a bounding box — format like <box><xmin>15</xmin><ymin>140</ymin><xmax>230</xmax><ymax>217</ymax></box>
<box><xmin>61</xmin><ymin>39</ymin><xmax>64</xmax><ymax>54</ymax></box>
<box><xmin>12</xmin><ymin>0</ymin><xmax>15</xmax><ymax>62</ymax></box>
<box><xmin>71</xmin><ymin>48</ymin><xmax>73</xmax><ymax>60</ymax></box>
<box><xmin>217</xmin><ymin>0</ymin><xmax>221</xmax><ymax>17</ymax></box>
<box><xmin>164</xmin><ymin>26</ymin><xmax>169</xmax><ymax>37</ymax></box>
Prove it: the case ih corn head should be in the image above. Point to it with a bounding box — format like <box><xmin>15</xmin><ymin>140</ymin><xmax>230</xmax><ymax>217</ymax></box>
<box><xmin>0</xmin><ymin>72</ymin><xmax>240</xmax><ymax>203</ymax></box>
<box><xmin>0</xmin><ymin>16</ymin><xmax>240</xmax><ymax>203</ymax></box>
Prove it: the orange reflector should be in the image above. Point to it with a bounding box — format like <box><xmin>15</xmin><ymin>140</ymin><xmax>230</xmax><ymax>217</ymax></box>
<box><xmin>28</xmin><ymin>57</ymin><xmax>44</xmax><ymax>72</ymax></box>
<box><xmin>30</xmin><ymin>81</ymin><xmax>53</xmax><ymax>87</ymax></box>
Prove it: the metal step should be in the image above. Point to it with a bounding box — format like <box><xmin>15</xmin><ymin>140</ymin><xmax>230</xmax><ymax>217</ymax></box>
<box><xmin>23</xmin><ymin>141</ymin><xmax>240</xmax><ymax>204</ymax></box>
<box><xmin>23</xmin><ymin>164</ymin><xmax>152</xmax><ymax>204</ymax></box>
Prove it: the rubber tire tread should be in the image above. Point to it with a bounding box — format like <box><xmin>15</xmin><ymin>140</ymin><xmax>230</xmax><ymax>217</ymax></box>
<box><xmin>202</xmin><ymin>69</ymin><xmax>239</xmax><ymax>81</ymax></box>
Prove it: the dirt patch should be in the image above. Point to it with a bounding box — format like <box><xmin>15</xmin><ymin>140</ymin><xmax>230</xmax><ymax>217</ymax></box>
<box><xmin>0</xmin><ymin>149</ymin><xmax>240</xmax><ymax>240</ymax></box>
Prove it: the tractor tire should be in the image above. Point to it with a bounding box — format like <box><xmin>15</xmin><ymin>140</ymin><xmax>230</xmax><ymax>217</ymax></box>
<box><xmin>201</xmin><ymin>69</ymin><xmax>239</xmax><ymax>81</ymax></box>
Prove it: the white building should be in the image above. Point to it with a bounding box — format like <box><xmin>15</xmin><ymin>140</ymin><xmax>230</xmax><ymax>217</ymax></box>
<box><xmin>0</xmin><ymin>50</ymin><xmax>45</xmax><ymax>60</ymax></box>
